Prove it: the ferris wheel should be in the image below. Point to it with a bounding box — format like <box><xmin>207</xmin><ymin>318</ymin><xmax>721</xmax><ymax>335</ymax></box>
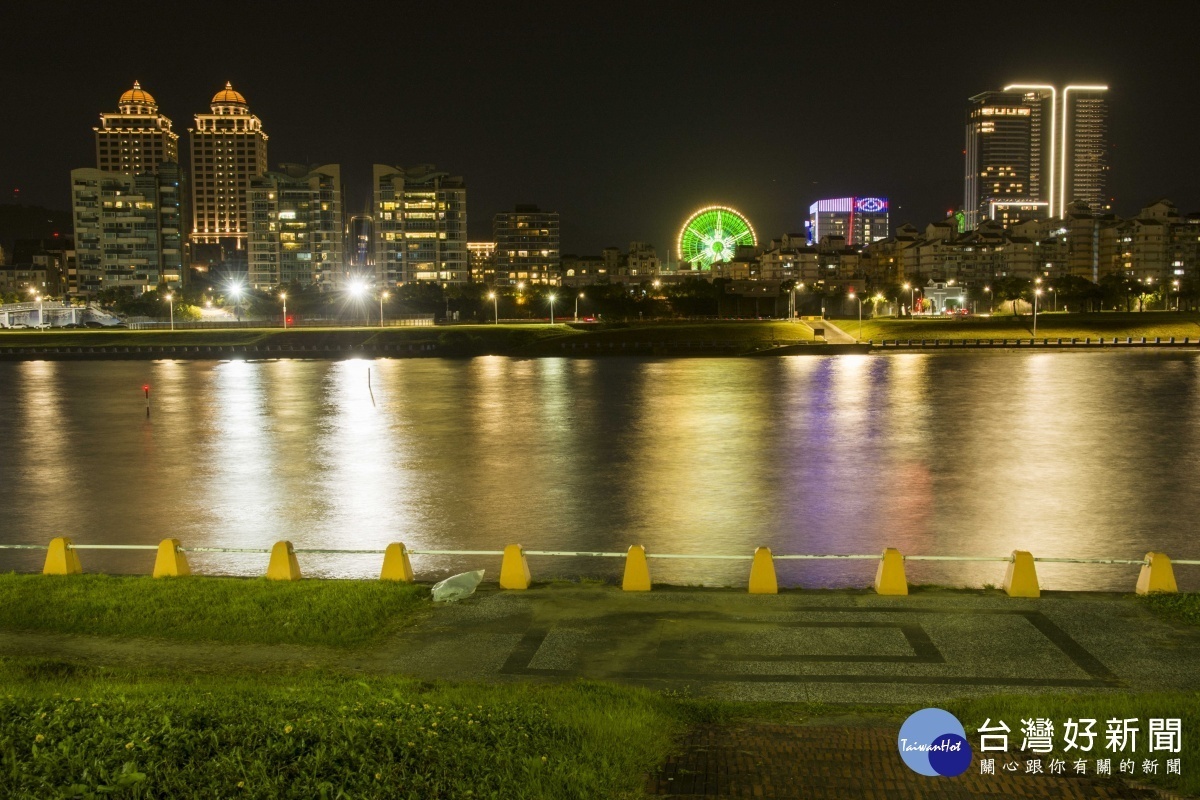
<box><xmin>677</xmin><ymin>205</ymin><xmax>757</xmax><ymax>270</ymax></box>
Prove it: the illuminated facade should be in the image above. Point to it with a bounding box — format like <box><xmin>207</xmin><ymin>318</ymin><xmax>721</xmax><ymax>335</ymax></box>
<box><xmin>677</xmin><ymin>206</ymin><xmax>756</xmax><ymax>270</ymax></box>
<box><xmin>372</xmin><ymin>164</ymin><xmax>468</xmax><ymax>285</ymax></box>
<box><xmin>806</xmin><ymin>197</ymin><xmax>889</xmax><ymax>246</ymax></box>
<box><xmin>468</xmin><ymin>241</ymin><xmax>496</xmax><ymax>283</ymax></box>
<box><xmin>493</xmin><ymin>205</ymin><xmax>560</xmax><ymax>285</ymax></box>
<box><xmin>70</xmin><ymin>163</ymin><xmax>185</xmax><ymax>296</ymax></box>
<box><xmin>1061</xmin><ymin>86</ymin><xmax>1110</xmax><ymax>215</ymax></box>
<box><xmin>94</xmin><ymin>82</ymin><xmax>179</xmax><ymax>175</ymax></box>
<box><xmin>247</xmin><ymin>164</ymin><xmax>343</xmax><ymax>289</ymax></box>
<box><xmin>968</xmin><ymin>83</ymin><xmax>1110</xmax><ymax>229</ymax></box>
<box><xmin>189</xmin><ymin>82</ymin><xmax>269</xmax><ymax>246</ymax></box>
<box><xmin>964</xmin><ymin>91</ymin><xmax>1032</xmax><ymax>230</ymax></box>
<box><xmin>348</xmin><ymin>214</ymin><xmax>374</xmax><ymax>273</ymax></box>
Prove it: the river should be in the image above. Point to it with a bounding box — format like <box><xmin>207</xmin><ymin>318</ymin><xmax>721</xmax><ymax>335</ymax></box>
<box><xmin>1</xmin><ymin>352</ymin><xmax>1197</xmax><ymax>590</ymax></box>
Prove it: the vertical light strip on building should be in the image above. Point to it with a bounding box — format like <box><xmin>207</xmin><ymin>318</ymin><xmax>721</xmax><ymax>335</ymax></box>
<box><xmin>1060</xmin><ymin>85</ymin><xmax>1108</xmax><ymax>218</ymax></box>
<box><xmin>1003</xmin><ymin>83</ymin><xmax>1056</xmax><ymax>217</ymax></box>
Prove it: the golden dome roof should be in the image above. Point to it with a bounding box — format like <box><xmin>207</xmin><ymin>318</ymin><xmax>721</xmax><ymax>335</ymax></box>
<box><xmin>212</xmin><ymin>81</ymin><xmax>247</xmax><ymax>105</ymax></box>
<box><xmin>119</xmin><ymin>81</ymin><xmax>156</xmax><ymax>106</ymax></box>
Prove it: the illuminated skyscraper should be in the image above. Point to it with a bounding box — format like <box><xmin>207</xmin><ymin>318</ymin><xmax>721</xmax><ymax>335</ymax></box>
<box><xmin>189</xmin><ymin>82</ymin><xmax>268</xmax><ymax>247</ymax></box>
<box><xmin>94</xmin><ymin>82</ymin><xmax>179</xmax><ymax>175</ymax></box>
<box><xmin>966</xmin><ymin>82</ymin><xmax>1109</xmax><ymax>228</ymax></box>
<box><xmin>964</xmin><ymin>91</ymin><xmax>1032</xmax><ymax>230</ymax></box>
<box><xmin>493</xmin><ymin>205</ymin><xmax>561</xmax><ymax>285</ymax></box>
<box><xmin>247</xmin><ymin>164</ymin><xmax>343</xmax><ymax>288</ymax></box>
<box><xmin>1061</xmin><ymin>87</ymin><xmax>1110</xmax><ymax>214</ymax></box>
<box><xmin>372</xmin><ymin>164</ymin><xmax>468</xmax><ymax>285</ymax></box>
<box><xmin>807</xmin><ymin>197</ymin><xmax>889</xmax><ymax>246</ymax></box>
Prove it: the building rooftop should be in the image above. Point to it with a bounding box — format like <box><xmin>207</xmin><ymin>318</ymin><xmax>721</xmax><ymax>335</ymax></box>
<box><xmin>119</xmin><ymin>81</ymin><xmax>156</xmax><ymax>106</ymax></box>
<box><xmin>211</xmin><ymin>81</ymin><xmax>247</xmax><ymax>106</ymax></box>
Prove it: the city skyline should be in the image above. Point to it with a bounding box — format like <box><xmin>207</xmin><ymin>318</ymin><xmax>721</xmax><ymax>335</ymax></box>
<box><xmin>3</xmin><ymin>3</ymin><xmax>1199</xmax><ymax>254</ymax></box>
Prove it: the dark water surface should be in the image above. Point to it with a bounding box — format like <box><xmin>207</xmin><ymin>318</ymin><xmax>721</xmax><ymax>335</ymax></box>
<box><xmin>1</xmin><ymin>353</ymin><xmax>1197</xmax><ymax>590</ymax></box>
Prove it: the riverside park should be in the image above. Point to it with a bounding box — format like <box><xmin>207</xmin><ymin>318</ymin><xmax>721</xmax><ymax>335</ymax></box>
<box><xmin>2</xmin><ymin>314</ymin><xmax>1200</xmax><ymax>799</ymax></box>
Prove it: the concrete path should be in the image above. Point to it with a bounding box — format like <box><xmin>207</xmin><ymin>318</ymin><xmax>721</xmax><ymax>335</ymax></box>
<box><xmin>807</xmin><ymin>318</ymin><xmax>859</xmax><ymax>344</ymax></box>
<box><xmin>382</xmin><ymin>586</ymin><xmax>1200</xmax><ymax>703</ymax></box>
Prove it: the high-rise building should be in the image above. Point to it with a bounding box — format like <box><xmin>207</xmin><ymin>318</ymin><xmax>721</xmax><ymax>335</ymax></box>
<box><xmin>964</xmin><ymin>91</ymin><xmax>1032</xmax><ymax>230</ymax></box>
<box><xmin>94</xmin><ymin>82</ymin><xmax>179</xmax><ymax>175</ymax></box>
<box><xmin>70</xmin><ymin>163</ymin><xmax>185</xmax><ymax>296</ymax></box>
<box><xmin>966</xmin><ymin>82</ymin><xmax>1110</xmax><ymax>228</ymax></box>
<box><xmin>372</xmin><ymin>164</ymin><xmax>468</xmax><ymax>285</ymax></box>
<box><xmin>348</xmin><ymin>213</ymin><xmax>375</xmax><ymax>273</ymax></box>
<box><xmin>492</xmin><ymin>205</ymin><xmax>561</xmax><ymax>285</ymax></box>
<box><xmin>189</xmin><ymin>82</ymin><xmax>268</xmax><ymax>247</ymax></box>
<box><xmin>806</xmin><ymin>197</ymin><xmax>889</xmax><ymax>246</ymax></box>
<box><xmin>247</xmin><ymin>164</ymin><xmax>344</xmax><ymax>289</ymax></box>
<box><xmin>468</xmin><ymin>241</ymin><xmax>496</xmax><ymax>283</ymax></box>
<box><xmin>1061</xmin><ymin>87</ymin><xmax>1110</xmax><ymax>215</ymax></box>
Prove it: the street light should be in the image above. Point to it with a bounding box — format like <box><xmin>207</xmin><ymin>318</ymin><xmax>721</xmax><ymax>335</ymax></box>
<box><xmin>849</xmin><ymin>290</ymin><xmax>862</xmax><ymax>340</ymax></box>
<box><xmin>1033</xmin><ymin>287</ymin><xmax>1042</xmax><ymax>338</ymax></box>
<box><xmin>164</xmin><ymin>293</ymin><xmax>174</xmax><ymax>331</ymax></box>
<box><xmin>488</xmin><ymin>291</ymin><xmax>498</xmax><ymax>324</ymax></box>
<box><xmin>228</xmin><ymin>282</ymin><xmax>244</xmax><ymax>322</ymax></box>
<box><xmin>279</xmin><ymin>292</ymin><xmax>287</xmax><ymax>329</ymax></box>
<box><xmin>903</xmin><ymin>282</ymin><xmax>914</xmax><ymax>316</ymax></box>
<box><xmin>1048</xmin><ymin>286</ymin><xmax>1057</xmax><ymax>312</ymax></box>
<box><xmin>575</xmin><ymin>292</ymin><xmax>584</xmax><ymax>322</ymax></box>
<box><xmin>548</xmin><ymin>293</ymin><xmax>557</xmax><ymax>324</ymax></box>
<box><xmin>984</xmin><ymin>285</ymin><xmax>992</xmax><ymax>315</ymax></box>
<box><xmin>379</xmin><ymin>291</ymin><xmax>389</xmax><ymax>328</ymax></box>
<box><xmin>1173</xmin><ymin>279</ymin><xmax>1180</xmax><ymax>311</ymax></box>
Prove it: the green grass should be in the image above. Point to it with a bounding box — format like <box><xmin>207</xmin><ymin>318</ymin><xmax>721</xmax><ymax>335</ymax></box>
<box><xmin>1142</xmin><ymin>592</ymin><xmax>1200</xmax><ymax>627</ymax></box>
<box><xmin>0</xmin><ymin>575</ymin><xmax>427</xmax><ymax>648</ymax></box>
<box><xmin>851</xmin><ymin>312</ymin><xmax>1200</xmax><ymax>343</ymax></box>
<box><xmin>0</xmin><ymin>321</ymin><xmax>816</xmax><ymax>355</ymax></box>
<box><xmin>949</xmin><ymin>692</ymin><xmax>1199</xmax><ymax>797</ymax></box>
<box><xmin>0</xmin><ymin>665</ymin><xmax>705</xmax><ymax>799</ymax></box>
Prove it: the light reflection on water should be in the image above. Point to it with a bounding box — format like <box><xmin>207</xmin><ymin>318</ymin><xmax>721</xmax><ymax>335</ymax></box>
<box><xmin>0</xmin><ymin>353</ymin><xmax>1197</xmax><ymax>590</ymax></box>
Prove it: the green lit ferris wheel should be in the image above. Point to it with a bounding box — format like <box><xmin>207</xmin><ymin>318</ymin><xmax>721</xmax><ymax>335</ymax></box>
<box><xmin>677</xmin><ymin>205</ymin><xmax>757</xmax><ymax>270</ymax></box>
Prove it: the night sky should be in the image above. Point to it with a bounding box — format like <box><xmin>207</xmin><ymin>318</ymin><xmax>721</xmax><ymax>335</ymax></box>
<box><xmin>4</xmin><ymin>1</ymin><xmax>1199</xmax><ymax>254</ymax></box>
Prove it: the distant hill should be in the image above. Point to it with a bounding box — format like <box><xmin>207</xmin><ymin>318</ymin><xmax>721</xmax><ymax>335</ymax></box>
<box><xmin>0</xmin><ymin>205</ymin><xmax>73</xmax><ymax>259</ymax></box>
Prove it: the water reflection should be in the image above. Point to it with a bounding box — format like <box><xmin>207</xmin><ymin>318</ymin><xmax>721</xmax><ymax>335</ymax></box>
<box><xmin>0</xmin><ymin>353</ymin><xmax>1196</xmax><ymax>589</ymax></box>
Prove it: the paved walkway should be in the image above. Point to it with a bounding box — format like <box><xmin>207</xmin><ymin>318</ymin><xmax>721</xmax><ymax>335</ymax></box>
<box><xmin>647</xmin><ymin>722</ymin><xmax>1164</xmax><ymax>798</ymax></box>
<box><xmin>385</xmin><ymin>586</ymin><xmax>1200</xmax><ymax>703</ymax></box>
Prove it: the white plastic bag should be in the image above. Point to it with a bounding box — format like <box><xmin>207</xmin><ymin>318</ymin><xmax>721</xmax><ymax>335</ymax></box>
<box><xmin>431</xmin><ymin>569</ymin><xmax>485</xmax><ymax>603</ymax></box>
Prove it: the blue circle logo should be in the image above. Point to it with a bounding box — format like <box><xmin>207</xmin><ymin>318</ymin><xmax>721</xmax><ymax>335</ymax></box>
<box><xmin>897</xmin><ymin>708</ymin><xmax>972</xmax><ymax>777</ymax></box>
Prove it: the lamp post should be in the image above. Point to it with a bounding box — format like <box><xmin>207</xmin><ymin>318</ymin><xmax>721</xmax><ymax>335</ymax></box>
<box><xmin>1173</xmin><ymin>279</ymin><xmax>1180</xmax><ymax>311</ymax></box>
<box><xmin>280</xmin><ymin>292</ymin><xmax>287</xmax><ymax>329</ymax></box>
<box><xmin>1049</xmin><ymin>286</ymin><xmax>1057</xmax><ymax>312</ymax></box>
<box><xmin>488</xmin><ymin>291</ymin><xmax>498</xmax><ymax>324</ymax></box>
<box><xmin>164</xmin><ymin>293</ymin><xmax>174</xmax><ymax>331</ymax></box>
<box><xmin>379</xmin><ymin>291</ymin><xmax>389</xmax><ymax>328</ymax></box>
<box><xmin>575</xmin><ymin>292</ymin><xmax>584</xmax><ymax>322</ymax></box>
<box><xmin>849</xmin><ymin>290</ymin><xmax>862</xmax><ymax>340</ymax></box>
<box><xmin>548</xmin><ymin>293</ymin><xmax>556</xmax><ymax>325</ymax></box>
<box><xmin>984</xmin><ymin>285</ymin><xmax>992</xmax><ymax>315</ymax></box>
<box><xmin>1033</xmin><ymin>287</ymin><xmax>1042</xmax><ymax>338</ymax></box>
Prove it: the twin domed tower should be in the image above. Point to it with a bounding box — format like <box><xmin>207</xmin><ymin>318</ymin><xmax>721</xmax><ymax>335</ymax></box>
<box><xmin>95</xmin><ymin>81</ymin><xmax>269</xmax><ymax>246</ymax></box>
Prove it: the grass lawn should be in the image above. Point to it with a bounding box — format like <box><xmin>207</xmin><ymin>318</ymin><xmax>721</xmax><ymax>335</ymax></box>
<box><xmin>0</xmin><ymin>665</ymin><xmax>705</xmax><ymax>800</ymax></box>
<box><xmin>850</xmin><ymin>312</ymin><xmax>1200</xmax><ymax>343</ymax></box>
<box><xmin>0</xmin><ymin>574</ymin><xmax>427</xmax><ymax>648</ymax></box>
<box><xmin>0</xmin><ymin>321</ymin><xmax>814</xmax><ymax>355</ymax></box>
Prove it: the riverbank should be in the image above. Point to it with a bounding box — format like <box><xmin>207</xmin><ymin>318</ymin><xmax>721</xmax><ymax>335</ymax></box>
<box><xmin>2</xmin><ymin>314</ymin><xmax>1200</xmax><ymax>359</ymax></box>
<box><xmin>0</xmin><ymin>321</ymin><xmax>814</xmax><ymax>360</ymax></box>
<box><xmin>2</xmin><ymin>579</ymin><xmax>1197</xmax><ymax>798</ymax></box>
<box><xmin>852</xmin><ymin>311</ymin><xmax>1200</xmax><ymax>343</ymax></box>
